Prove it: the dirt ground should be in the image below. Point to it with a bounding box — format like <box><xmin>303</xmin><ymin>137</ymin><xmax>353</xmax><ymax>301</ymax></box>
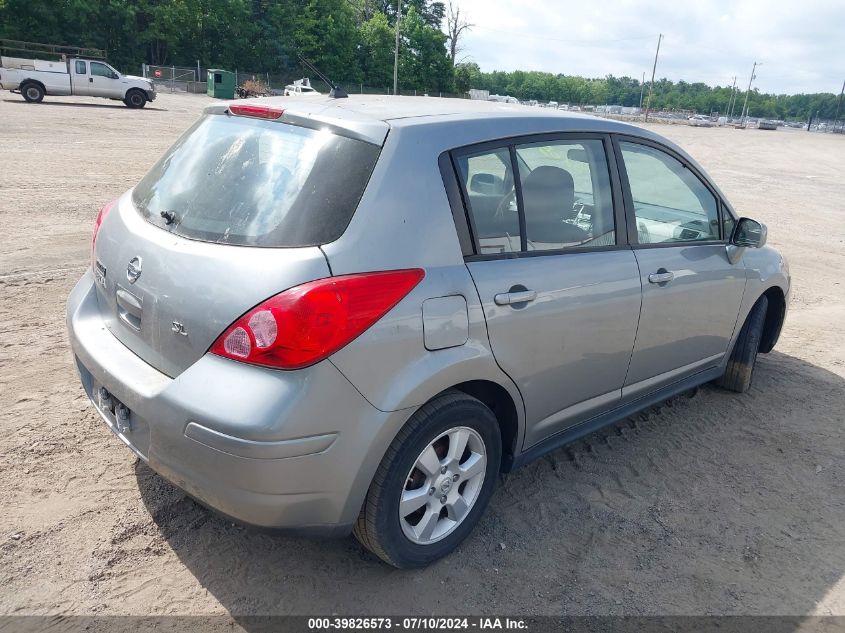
<box><xmin>1</xmin><ymin>91</ymin><xmax>843</xmax><ymax>618</ymax></box>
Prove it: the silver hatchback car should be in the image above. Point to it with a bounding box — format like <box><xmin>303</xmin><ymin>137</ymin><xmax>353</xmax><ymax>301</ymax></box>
<box><xmin>67</xmin><ymin>96</ymin><xmax>790</xmax><ymax>568</ymax></box>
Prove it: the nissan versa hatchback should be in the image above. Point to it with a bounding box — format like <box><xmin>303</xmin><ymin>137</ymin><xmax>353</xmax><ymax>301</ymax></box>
<box><xmin>67</xmin><ymin>96</ymin><xmax>790</xmax><ymax>568</ymax></box>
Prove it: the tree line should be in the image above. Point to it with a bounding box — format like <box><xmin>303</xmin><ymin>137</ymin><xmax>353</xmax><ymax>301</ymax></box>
<box><xmin>0</xmin><ymin>0</ymin><xmax>839</xmax><ymax>119</ymax></box>
<box><xmin>0</xmin><ymin>0</ymin><xmax>455</xmax><ymax>92</ymax></box>
<box><xmin>455</xmin><ymin>64</ymin><xmax>842</xmax><ymax>120</ymax></box>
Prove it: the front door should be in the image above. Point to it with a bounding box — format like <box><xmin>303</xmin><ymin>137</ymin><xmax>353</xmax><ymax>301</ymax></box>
<box><xmin>616</xmin><ymin>139</ymin><xmax>747</xmax><ymax>395</ymax></box>
<box><xmin>454</xmin><ymin>135</ymin><xmax>642</xmax><ymax>449</ymax></box>
<box><xmin>88</xmin><ymin>61</ymin><xmax>123</xmax><ymax>98</ymax></box>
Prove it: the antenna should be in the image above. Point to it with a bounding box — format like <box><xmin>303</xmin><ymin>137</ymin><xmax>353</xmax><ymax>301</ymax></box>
<box><xmin>297</xmin><ymin>55</ymin><xmax>348</xmax><ymax>98</ymax></box>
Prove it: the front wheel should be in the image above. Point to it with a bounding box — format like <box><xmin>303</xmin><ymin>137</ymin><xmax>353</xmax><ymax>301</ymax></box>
<box><xmin>21</xmin><ymin>82</ymin><xmax>45</xmax><ymax>103</ymax></box>
<box><xmin>353</xmin><ymin>391</ymin><xmax>502</xmax><ymax>568</ymax></box>
<box><xmin>717</xmin><ymin>295</ymin><xmax>768</xmax><ymax>393</ymax></box>
<box><xmin>124</xmin><ymin>89</ymin><xmax>147</xmax><ymax>108</ymax></box>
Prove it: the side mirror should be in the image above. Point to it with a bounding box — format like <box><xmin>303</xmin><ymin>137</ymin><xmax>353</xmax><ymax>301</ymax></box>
<box><xmin>566</xmin><ymin>148</ymin><xmax>590</xmax><ymax>163</ymax></box>
<box><xmin>469</xmin><ymin>173</ymin><xmax>504</xmax><ymax>195</ymax></box>
<box><xmin>732</xmin><ymin>217</ymin><xmax>767</xmax><ymax>248</ymax></box>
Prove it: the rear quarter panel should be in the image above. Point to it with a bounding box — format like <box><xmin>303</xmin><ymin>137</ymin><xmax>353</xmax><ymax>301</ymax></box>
<box><xmin>323</xmin><ymin>121</ymin><xmax>526</xmax><ymax>440</ymax></box>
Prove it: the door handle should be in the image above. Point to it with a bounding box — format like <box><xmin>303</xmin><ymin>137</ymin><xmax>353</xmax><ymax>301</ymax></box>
<box><xmin>89</xmin><ymin>77</ymin><xmax>93</xmax><ymax>82</ymax></box>
<box><xmin>494</xmin><ymin>289</ymin><xmax>537</xmax><ymax>306</ymax></box>
<box><xmin>648</xmin><ymin>270</ymin><xmax>675</xmax><ymax>284</ymax></box>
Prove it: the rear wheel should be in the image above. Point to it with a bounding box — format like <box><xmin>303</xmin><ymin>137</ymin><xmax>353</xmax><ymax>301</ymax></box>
<box><xmin>717</xmin><ymin>295</ymin><xmax>769</xmax><ymax>393</ymax></box>
<box><xmin>124</xmin><ymin>89</ymin><xmax>147</xmax><ymax>108</ymax></box>
<box><xmin>353</xmin><ymin>391</ymin><xmax>502</xmax><ymax>568</ymax></box>
<box><xmin>21</xmin><ymin>82</ymin><xmax>45</xmax><ymax>103</ymax></box>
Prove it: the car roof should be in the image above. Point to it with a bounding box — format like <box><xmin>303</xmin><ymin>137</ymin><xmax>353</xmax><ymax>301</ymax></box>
<box><xmin>235</xmin><ymin>94</ymin><xmax>615</xmax><ymax>123</ymax></box>
<box><xmin>214</xmin><ymin>94</ymin><xmax>654</xmax><ymax>142</ymax></box>
<box><xmin>208</xmin><ymin>95</ymin><xmax>731</xmax><ymax>214</ymax></box>
<box><xmin>211</xmin><ymin>96</ymin><xmax>699</xmax><ymax>167</ymax></box>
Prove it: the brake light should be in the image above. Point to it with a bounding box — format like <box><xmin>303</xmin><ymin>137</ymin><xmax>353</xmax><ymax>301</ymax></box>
<box><xmin>210</xmin><ymin>269</ymin><xmax>425</xmax><ymax>369</ymax></box>
<box><xmin>228</xmin><ymin>104</ymin><xmax>284</xmax><ymax>119</ymax></box>
<box><xmin>91</xmin><ymin>199</ymin><xmax>116</xmax><ymax>267</ymax></box>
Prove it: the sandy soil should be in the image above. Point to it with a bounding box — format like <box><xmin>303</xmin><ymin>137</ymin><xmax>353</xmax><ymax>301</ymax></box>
<box><xmin>1</xmin><ymin>92</ymin><xmax>843</xmax><ymax>618</ymax></box>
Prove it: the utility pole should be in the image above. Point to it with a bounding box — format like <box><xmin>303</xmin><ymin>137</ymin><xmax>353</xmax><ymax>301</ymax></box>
<box><xmin>740</xmin><ymin>61</ymin><xmax>760</xmax><ymax>125</ymax></box>
<box><xmin>727</xmin><ymin>76</ymin><xmax>737</xmax><ymax>118</ymax></box>
<box><xmin>639</xmin><ymin>71</ymin><xmax>645</xmax><ymax>109</ymax></box>
<box><xmin>644</xmin><ymin>33</ymin><xmax>663</xmax><ymax>122</ymax></box>
<box><xmin>834</xmin><ymin>78</ymin><xmax>845</xmax><ymax>133</ymax></box>
<box><xmin>393</xmin><ymin>0</ymin><xmax>401</xmax><ymax>96</ymax></box>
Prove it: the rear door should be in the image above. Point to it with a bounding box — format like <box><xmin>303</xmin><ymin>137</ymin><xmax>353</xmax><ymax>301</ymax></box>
<box><xmin>453</xmin><ymin>134</ymin><xmax>642</xmax><ymax>449</ymax></box>
<box><xmin>615</xmin><ymin>137</ymin><xmax>746</xmax><ymax>396</ymax></box>
<box><xmin>71</xmin><ymin>59</ymin><xmax>90</xmax><ymax>96</ymax></box>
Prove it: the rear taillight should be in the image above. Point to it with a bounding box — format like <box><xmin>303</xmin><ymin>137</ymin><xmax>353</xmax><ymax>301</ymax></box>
<box><xmin>210</xmin><ymin>269</ymin><xmax>425</xmax><ymax>369</ymax></box>
<box><xmin>91</xmin><ymin>199</ymin><xmax>116</xmax><ymax>267</ymax></box>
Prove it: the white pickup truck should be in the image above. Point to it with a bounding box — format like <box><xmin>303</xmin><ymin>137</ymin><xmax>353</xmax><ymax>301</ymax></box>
<box><xmin>0</xmin><ymin>56</ymin><xmax>156</xmax><ymax>108</ymax></box>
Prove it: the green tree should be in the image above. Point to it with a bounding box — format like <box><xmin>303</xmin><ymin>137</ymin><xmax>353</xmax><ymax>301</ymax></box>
<box><xmin>359</xmin><ymin>11</ymin><xmax>394</xmax><ymax>88</ymax></box>
<box><xmin>293</xmin><ymin>0</ymin><xmax>361</xmax><ymax>84</ymax></box>
<box><xmin>397</xmin><ymin>6</ymin><xmax>451</xmax><ymax>92</ymax></box>
<box><xmin>453</xmin><ymin>61</ymin><xmax>480</xmax><ymax>93</ymax></box>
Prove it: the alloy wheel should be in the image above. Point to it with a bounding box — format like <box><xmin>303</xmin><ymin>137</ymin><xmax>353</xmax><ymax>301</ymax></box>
<box><xmin>398</xmin><ymin>426</ymin><xmax>487</xmax><ymax>545</ymax></box>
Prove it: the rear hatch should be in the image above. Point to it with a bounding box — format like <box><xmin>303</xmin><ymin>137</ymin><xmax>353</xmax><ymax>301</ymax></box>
<box><xmin>92</xmin><ymin>108</ymin><xmax>382</xmax><ymax>377</ymax></box>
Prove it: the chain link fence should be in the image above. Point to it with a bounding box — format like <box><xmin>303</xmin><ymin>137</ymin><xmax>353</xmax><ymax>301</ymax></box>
<box><xmin>139</xmin><ymin>62</ymin><xmax>466</xmax><ymax>99</ymax></box>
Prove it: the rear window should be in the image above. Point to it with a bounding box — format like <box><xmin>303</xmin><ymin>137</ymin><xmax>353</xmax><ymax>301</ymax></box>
<box><xmin>132</xmin><ymin>114</ymin><xmax>381</xmax><ymax>247</ymax></box>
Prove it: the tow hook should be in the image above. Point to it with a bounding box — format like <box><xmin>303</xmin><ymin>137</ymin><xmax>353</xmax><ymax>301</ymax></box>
<box><xmin>116</xmin><ymin>403</ymin><xmax>131</xmax><ymax>434</ymax></box>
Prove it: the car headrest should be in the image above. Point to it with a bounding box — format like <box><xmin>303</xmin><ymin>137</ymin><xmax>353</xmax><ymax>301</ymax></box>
<box><xmin>521</xmin><ymin>166</ymin><xmax>576</xmax><ymax>221</ymax></box>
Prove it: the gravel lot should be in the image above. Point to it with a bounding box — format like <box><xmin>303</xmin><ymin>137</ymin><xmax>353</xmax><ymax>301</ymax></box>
<box><xmin>1</xmin><ymin>92</ymin><xmax>843</xmax><ymax>618</ymax></box>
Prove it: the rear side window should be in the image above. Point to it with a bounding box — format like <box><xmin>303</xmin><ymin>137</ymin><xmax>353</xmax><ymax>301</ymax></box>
<box><xmin>515</xmin><ymin>140</ymin><xmax>615</xmax><ymax>250</ymax></box>
<box><xmin>457</xmin><ymin>148</ymin><xmax>520</xmax><ymax>254</ymax></box>
<box><xmin>455</xmin><ymin>137</ymin><xmax>616</xmax><ymax>255</ymax></box>
<box><xmin>133</xmin><ymin>114</ymin><xmax>381</xmax><ymax>247</ymax></box>
<box><xmin>75</xmin><ymin>61</ymin><xmax>86</xmax><ymax>74</ymax></box>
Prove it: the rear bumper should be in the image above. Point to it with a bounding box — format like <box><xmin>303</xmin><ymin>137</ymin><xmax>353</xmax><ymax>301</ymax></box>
<box><xmin>66</xmin><ymin>271</ymin><xmax>398</xmax><ymax>533</ymax></box>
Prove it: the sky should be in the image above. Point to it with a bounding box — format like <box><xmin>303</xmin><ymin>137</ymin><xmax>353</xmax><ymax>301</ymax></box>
<box><xmin>452</xmin><ymin>0</ymin><xmax>845</xmax><ymax>95</ymax></box>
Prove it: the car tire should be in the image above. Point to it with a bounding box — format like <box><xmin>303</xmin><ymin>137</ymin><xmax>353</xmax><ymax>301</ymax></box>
<box><xmin>716</xmin><ymin>295</ymin><xmax>768</xmax><ymax>393</ymax></box>
<box><xmin>21</xmin><ymin>82</ymin><xmax>45</xmax><ymax>103</ymax></box>
<box><xmin>353</xmin><ymin>390</ymin><xmax>502</xmax><ymax>568</ymax></box>
<box><xmin>124</xmin><ymin>89</ymin><xmax>147</xmax><ymax>108</ymax></box>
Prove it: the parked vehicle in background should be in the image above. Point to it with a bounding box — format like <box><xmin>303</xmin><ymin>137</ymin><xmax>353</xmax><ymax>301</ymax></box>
<box><xmin>0</xmin><ymin>40</ymin><xmax>155</xmax><ymax>108</ymax></box>
<box><xmin>688</xmin><ymin>114</ymin><xmax>714</xmax><ymax>127</ymax></box>
<box><xmin>68</xmin><ymin>96</ymin><xmax>789</xmax><ymax>568</ymax></box>
<box><xmin>284</xmin><ymin>77</ymin><xmax>321</xmax><ymax>97</ymax></box>
<box><xmin>487</xmin><ymin>94</ymin><xmax>519</xmax><ymax>104</ymax></box>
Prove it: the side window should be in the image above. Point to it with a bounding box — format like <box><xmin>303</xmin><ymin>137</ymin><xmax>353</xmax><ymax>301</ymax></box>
<box><xmin>90</xmin><ymin>62</ymin><xmax>115</xmax><ymax>79</ymax></box>
<box><xmin>619</xmin><ymin>141</ymin><xmax>720</xmax><ymax>244</ymax></box>
<box><xmin>515</xmin><ymin>139</ymin><xmax>615</xmax><ymax>249</ymax></box>
<box><xmin>456</xmin><ymin>148</ymin><xmax>520</xmax><ymax>254</ymax></box>
<box><xmin>75</xmin><ymin>61</ymin><xmax>87</xmax><ymax>74</ymax></box>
